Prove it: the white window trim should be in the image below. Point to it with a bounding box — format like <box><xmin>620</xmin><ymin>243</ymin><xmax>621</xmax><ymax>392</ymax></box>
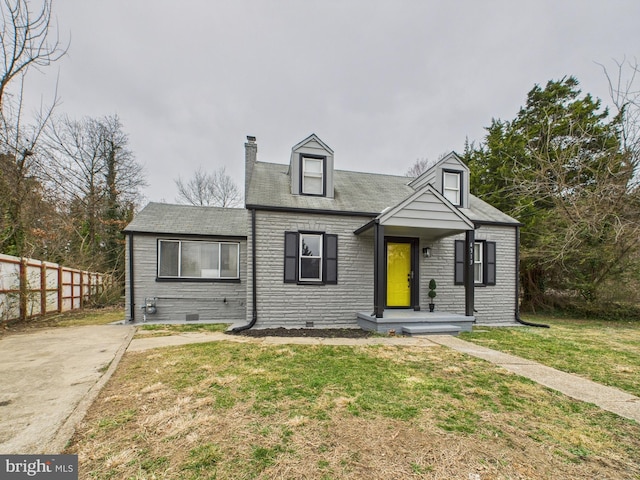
<box><xmin>443</xmin><ymin>171</ymin><xmax>461</xmax><ymax>205</ymax></box>
<box><xmin>301</xmin><ymin>156</ymin><xmax>324</xmax><ymax>195</ymax></box>
<box><xmin>474</xmin><ymin>241</ymin><xmax>483</xmax><ymax>284</ymax></box>
<box><xmin>158</xmin><ymin>239</ymin><xmax>240</xmax><ymax>279</ymax></box>
<box><xmin>299</xmin><ymin>233</ymin><xmax>323</xmax><ymax>281</ymax></box>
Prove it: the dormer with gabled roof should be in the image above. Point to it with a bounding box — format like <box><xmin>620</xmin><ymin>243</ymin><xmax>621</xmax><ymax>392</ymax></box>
<box><xmin>408</xmin><ymin>152</ymin><xmax>470</xmax><ymax>209</ymax></box>
<box><xmin>289</xmin><ymin>134</ymin><xmax>335</xmax><ymax>198</ymax></box>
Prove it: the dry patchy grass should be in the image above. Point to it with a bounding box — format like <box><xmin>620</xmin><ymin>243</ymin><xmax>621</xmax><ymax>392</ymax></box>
<box><xmin>0</xmin><ymin>306</ymin><xmax>124</xmax><ymax>336</ymax></box>
<box><xmin>66</xmin><ymin>341</ymin><xmax>640</xmax><ymax>479</ymax></box>
<box><xmin>136</xmin><ymin>323</ymin><xmax>229</xmax><ymax>338</ymax></box>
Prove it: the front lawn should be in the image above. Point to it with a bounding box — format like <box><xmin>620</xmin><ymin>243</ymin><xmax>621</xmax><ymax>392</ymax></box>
<box><xmin>66</xmin><ymin>339</ymin><xmax>640</xmax><ymax>479</ymax></box>
<box><xmin>461</xmin><ymin>316</ymin><xmax>640</xmax><ymax>397</ymax></box>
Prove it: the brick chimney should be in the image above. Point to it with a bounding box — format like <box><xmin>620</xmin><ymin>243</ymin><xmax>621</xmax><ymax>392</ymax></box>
<box><xmin>245</xmin><ymin>135</ymin><xmax>257</xmax><ymax>201</ymax></box>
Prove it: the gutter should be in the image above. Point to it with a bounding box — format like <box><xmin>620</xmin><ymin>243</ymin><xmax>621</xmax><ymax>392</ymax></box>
<box><xmin>514</xmin><ymin>225</ymin><xmax>549</xmax><ymax>328</ymax></box>
<box><xmin>354</xmin><ymin>218</ymin><xmax>376</xmax><ymax>235</ymax></box>
<box><xmin>246</xmin><ymin>203</ymin><xmax>378</xmax><ymax>218</ymax></box>
<box><xmin>232</xmin><ymin>208</ymin><xmax>258</xmax><ymax>333</ymax></box>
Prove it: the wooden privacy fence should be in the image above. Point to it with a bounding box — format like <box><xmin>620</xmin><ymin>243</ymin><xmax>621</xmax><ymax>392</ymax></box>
<box><xmin>0</xmin><ymin>253</ymin><xmax>113</xmax><ymax>322</ymax></box>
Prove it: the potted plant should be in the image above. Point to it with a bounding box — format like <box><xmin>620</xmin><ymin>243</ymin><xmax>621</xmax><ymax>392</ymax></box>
<box><xmin>428</xmin><ymin>279</ymin><xmax>437</xmax><ymax>312</ymax></box>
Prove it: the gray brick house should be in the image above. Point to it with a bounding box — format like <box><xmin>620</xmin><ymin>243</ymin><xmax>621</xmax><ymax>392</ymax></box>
<box><xmin>124</xmin><ymin>134</ymin><xmax>521</xmax><ymax>334</ymax></box>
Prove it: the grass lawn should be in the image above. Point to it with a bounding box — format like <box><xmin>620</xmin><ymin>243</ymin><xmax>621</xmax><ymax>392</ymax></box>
<box><xmin>66</xmin><ymin>329</ymin><xmax>640</xmax><ymax>479</ymax></box>
<box><xmin>461</xmin><ymin>316</ymin><xmax>640</xmax><ymax>397</ymax></box>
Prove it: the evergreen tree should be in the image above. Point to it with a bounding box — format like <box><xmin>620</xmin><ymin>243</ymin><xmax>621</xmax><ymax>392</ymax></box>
<box><xmin>465</xmin><ymin>77</ymin><xmax>638</xmax><ymax>308</ymax></box>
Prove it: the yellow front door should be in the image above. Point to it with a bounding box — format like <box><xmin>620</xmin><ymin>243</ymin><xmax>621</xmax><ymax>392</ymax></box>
<box><xmin>386</xmin><ymin>242</ymin><xmax>412</xmax><ymax>307</ymax></box>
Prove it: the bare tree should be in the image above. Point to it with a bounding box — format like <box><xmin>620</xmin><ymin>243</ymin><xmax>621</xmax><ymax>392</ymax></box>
<box><xmin>40</xmin><ymin>115</ymin><xmax>145</xmax><ymax>278</ymax></box>
<box><xmin>598</xmin><ymin>58</ymin><xmax>640</xmax><ymax>186</ymax></box>
<box><xmin>175</xmin><ymin>166</ymin><xmax>242</xmax><ymax>207</ymax></box>
<box><xmin>404</xmin><ymin>158</ymin><xmax>431</xmax><ymax>177</ymax></box>
<box><xmin>404</xmin><ymin>153</ymin><xmax>450</xmax><ymax>177</ymax></box>
<box><xmin>0</xmin><ymin>0</ymin><xmax>65</xmax><ymax>257</ymax></box>
<box><xmin>175</xmin><ymin>167</ymin><xmax>211</xmax><ymax>206</ymax></box>
<box><xmin>0</xmin><ymin>0</ymin><xmax>67</xmax><ymax>109</ymax></box>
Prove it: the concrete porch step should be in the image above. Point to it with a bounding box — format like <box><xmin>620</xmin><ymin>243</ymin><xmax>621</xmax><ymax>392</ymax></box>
<box><xmin>357</xmin><ymin>310</ymin><xmax>474</xmax><ymax>334</ymax></box>
<box><xmin>401</xmin><ymin>324</ymin><xmax>462</xmax><ymax>336</ymax></box>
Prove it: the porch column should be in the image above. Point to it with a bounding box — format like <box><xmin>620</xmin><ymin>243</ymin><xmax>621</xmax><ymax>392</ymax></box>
<box><xmin>373</xmin><ymin>221</ymin><xmax>385</xmax><ymax>318</ymax></box>
<box><xmin>464</xmin><ymin>229</ymin><xmax>475</xmax><ymax>317</ymax></box>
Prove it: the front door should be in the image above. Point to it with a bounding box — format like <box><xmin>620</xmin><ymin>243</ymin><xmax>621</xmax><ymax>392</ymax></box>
<box><xmin>386</xmin><ymin>241</ymin><xmax>413</xmax><ymax>307</ymax></box>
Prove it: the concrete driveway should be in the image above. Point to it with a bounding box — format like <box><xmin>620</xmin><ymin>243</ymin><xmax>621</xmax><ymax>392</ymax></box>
<box><xmin>0</xmin><ymin>325</ymin><xmax>135</xmax><ymax>454</ymax></box>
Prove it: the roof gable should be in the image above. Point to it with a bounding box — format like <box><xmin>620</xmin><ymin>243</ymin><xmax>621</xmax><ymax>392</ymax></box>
<box><xmin>291</xmin><ymin>133</ymin><xmax>334</xmax><ymax>154</ymax></box>
<box><xmin>378</xmin><ymin>184</ymin><xmax>474</xmax><ymax>232</ymax></box>
<box><xmin>408</xmin><ymin>152</ymin><xmax>470</xmax><ymax>208</ymax></box>
<box><xmin>408</xmin><ymin>152</ymin><xmax>469</xmax><ymax>190</ymax></box>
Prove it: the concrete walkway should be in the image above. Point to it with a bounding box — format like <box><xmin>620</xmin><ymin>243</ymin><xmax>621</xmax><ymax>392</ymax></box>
<box><xmin>429</xmin><ymin>335</ymin><xmax>640</xmax><ymax>423</ymax></box>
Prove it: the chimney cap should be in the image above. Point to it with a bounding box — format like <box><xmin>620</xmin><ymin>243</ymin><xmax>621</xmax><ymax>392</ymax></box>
<box><xmin>246</xmin><ymin>135</ymin><xmax>256</xmax><ymax>143</ymax></box>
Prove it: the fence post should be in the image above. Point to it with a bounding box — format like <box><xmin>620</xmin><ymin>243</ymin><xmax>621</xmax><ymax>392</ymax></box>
<box><xmin>40</xmin><ymin>262</ymin><xmax>47</xmax><ymax>316</ymax></box>
<box><xmin>80</xmin><ymin>271</ymin><xmax>84</xmax><ymax>309</ymax></box>
<box><xmin>19</xmin><ymin>258</ymin><xmax>27</xmax><ymax>321</ymax></box>
<box><xmin>57</xmin><ymin>265</ymin><xmax>63</xmax><ymax>313</ymax></box>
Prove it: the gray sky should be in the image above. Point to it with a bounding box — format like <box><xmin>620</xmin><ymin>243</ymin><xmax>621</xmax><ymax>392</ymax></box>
<box><xmin>24</xmin><ymin>0</ymin><xmax>640</xmax><ymax>204</ymax></box>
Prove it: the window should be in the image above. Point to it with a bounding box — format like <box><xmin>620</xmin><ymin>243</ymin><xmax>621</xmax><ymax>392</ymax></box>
<box><xmin>454</xmin><ymin>240</ymin><xmax>496</xmax><ymax>286</ymax></box>
<box><xmin>300</xmin><ymin>234</ymin><xmax>322</xmax><ymax>281</ymax></box>
<box><xmin>158</xmin><ymin>240</ymin><xmax>239</xmax><ymax>280</ymax></box>
<box><xmin>474</xmin><ymin>242</ymin><xmax>483</xmax><ymax>284</ymax></box>
<box><xmin>443</xmin><ymin>171</ymin><xmax>461</xmax><ymax>205</ymax></box>
<box><xmin>284</xmin><ymin>232</ymin><xmax>338</xmax><ymax>284</ymax></box>
<box><xmin>301</xmin><ymin>156</ymin><xmax>325</xmax><ymax>195</ymax></box>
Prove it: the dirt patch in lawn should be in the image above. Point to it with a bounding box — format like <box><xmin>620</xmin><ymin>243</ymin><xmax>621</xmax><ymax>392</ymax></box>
<box><xmin>233</xmin><ymin>327</ymin><xmax>374</xmax><ymax>338</ymax></box>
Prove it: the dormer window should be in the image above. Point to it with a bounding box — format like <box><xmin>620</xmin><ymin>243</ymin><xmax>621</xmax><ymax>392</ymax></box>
<box><xmin>443</xmin><ymin>170</ymin><xmax>462</xmax><ymax>206</ymax></box>
<box><xmin>301</xmin><ymin>155</ymin><xmax>325</xmax><ymax>196</ymax></box>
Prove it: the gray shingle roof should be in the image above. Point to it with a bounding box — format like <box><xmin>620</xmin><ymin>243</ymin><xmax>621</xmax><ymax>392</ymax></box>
<box><xmin>463</xmin><ymin>197</ymin><xmax>521</xmax><ymax>225</ymax></box>
<box><xmin>246</xmin><ymin>162</ymin><xmax>415</xmax><ymax>214</ymax></box>
<box><xmin>126</xmin><ymin>164</ymin><xmax>519</xmax><ymax>237</ymax></box>
<box><xmin>124</xmin><ymin>202</ymin><xmax>248</xmax><ymax>236</ymax></box>
<box><xmin>246</xmin><ymin>162</ymin><xmax>520</xmax><ymax>225</ymax></box>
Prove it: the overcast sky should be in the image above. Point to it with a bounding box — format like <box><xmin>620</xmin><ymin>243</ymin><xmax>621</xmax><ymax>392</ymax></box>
<box><xmin>23</xmin><ymin>0</ymin><xmax>640</xmax><ymax>204</ymax></box>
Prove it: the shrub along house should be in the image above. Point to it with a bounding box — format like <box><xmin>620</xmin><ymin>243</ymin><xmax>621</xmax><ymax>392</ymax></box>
<box><xmin>124</xmin><ymin>134</ymin><xmax>521</xmax><ymax>335</ymax></box>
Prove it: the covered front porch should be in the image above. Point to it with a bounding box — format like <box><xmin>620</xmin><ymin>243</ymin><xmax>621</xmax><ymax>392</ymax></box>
<box><xmin>357</xmin><ymin>309</ymin><xmax>475</xmax><ymax>336</ymax></box>
<box><xmin>354</xmin><ymin>183</ymin><xmax>478</xmax><ymax>333</ymax></box>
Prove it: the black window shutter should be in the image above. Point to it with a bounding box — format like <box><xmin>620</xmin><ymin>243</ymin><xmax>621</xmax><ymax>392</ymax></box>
<box><xmin>284</xmin><ymin>232</ymin><xmax>298</xmax><ymax>283</ymax></box>
<box><xmin>454</xmin><ymin>240</ymin><xmax>464</xmax><ymax>285</ymax></box>
<box><xmin>324</xmin><ymin>234</ymin><xmax>338</xmax><ymax>284</ymax></box>
<box><xmin>485</xmin><ymin>241</ymin><xmax>496</xmax><ymax>285</ymax></box>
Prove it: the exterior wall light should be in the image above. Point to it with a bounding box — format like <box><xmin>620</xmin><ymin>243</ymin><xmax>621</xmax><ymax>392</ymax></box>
<box><xmin>422</xmin><ymin>246</ymin><xmax>431</xmax><ymax>258</ymax></box>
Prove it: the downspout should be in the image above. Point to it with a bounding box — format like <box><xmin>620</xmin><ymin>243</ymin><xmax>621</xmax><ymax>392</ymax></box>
<box><xmin>232</xmin><ymin>208</ymin><xmax>257</xmax><ymax>332</ymax></box>
<box><xmin>373</xmin><ymin>220</ymin><xmax>385</xmax><ymax>318</ymax></box>
<box><xmin>128</xmin><ymin>233</ymin><xmax>135</xmax><ymax>322</ymax></box>
<box><xmin>514</xmin><ymin>225</ymin><xmax>549</xmax><ymax>328</ymax></box>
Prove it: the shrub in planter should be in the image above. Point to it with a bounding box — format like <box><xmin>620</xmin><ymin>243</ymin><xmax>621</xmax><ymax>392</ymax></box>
<box><xmin>428</xmin><ymin>279</ymin><xmax>437</xmax><ymax>312</ymax></box>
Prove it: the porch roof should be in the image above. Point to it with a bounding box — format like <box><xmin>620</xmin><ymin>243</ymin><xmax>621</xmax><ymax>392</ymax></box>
<box><xmin>354</xmin><ymin>184</ymin><xmax>475</xmax><ymax>238</ymax></box>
